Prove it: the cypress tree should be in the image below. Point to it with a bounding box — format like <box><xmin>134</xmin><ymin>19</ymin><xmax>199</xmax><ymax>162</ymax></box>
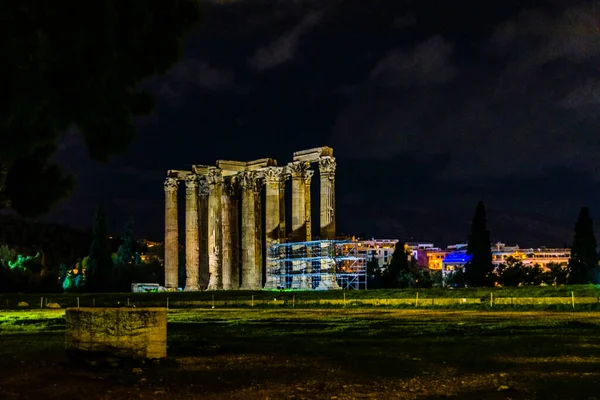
<box><xmin>87</xmin><ymin>205</ymin><xmax>113</xmax><ymax>292</ymax></box>
<box><xmin>568</xmin><ymin>207</ymin><xmax>598</xmax><ymax>284</ymax></box>
<box><xmin>115</xmin><ymin>218</ymin><xmax>135</xmax><ymax>267</ymax></box>
<box><xmin>386</xmin><ymin>242</ymin><xmax>410</xmax><ymax>288</ymax></box>
<box><xmin>464</xmin><ymin>201</ymin><xmax>494</xmax><ymax>287</ymax></box>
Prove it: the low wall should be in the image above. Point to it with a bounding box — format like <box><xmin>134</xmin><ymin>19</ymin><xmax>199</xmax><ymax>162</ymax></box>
<box><xmin>65</xmin><ymin>307</ymin><xmax>167</xmax><ymax>360</ymax></box>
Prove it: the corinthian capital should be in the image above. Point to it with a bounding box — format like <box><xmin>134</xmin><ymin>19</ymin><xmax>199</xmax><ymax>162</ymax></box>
<box><xmin>318</xmin><ymin>156</ymin><xmax>336</xmax><ymax>175</ymax></box>
<box><xmin>304</xmin><ymin>170</ymin><xmax>314</xmax><ymax>184</ymax></box>
<box><xmin>185</xmin><ymin>174</ymin><xmax>200</xmax><ymax>189</ymax></box>
<box><xmin>263</xmin><ymin>167</ymin><xmax>283</xmax><ymax>183</ymax></box>
<box><xmin>164</xmin><ymin>177</ymin><xmax>179</xmax><ymax>192</ymax></box>
<box><xmin>206</xmin><ymin>168</ymin><xmax>223</xmax><ymax>186</ymax></box>
<box><xmin>239</xmin><ymin>171</ymin><xmax>254</xmax><ymax>190</ymax></box>
<box><xmin>289</xmin><ymin>161</ymin><xmax>310</xmax><ymax>179</ymax></box>
<box><xmin>223</xmin><ymin>175</ymin><xmax>239</xmax><ymax>196</ymax></box>
<box><xmin>198</xmin><ymin>178</ymin><xmax>210</xmax><ymax>196</ymax></box>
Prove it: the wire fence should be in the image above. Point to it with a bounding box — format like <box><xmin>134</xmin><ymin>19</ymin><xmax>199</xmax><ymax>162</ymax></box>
<box><xmin>1</xmin><ymin>291</ymin><xmax>599</xmax><ymax>310</ymax></box>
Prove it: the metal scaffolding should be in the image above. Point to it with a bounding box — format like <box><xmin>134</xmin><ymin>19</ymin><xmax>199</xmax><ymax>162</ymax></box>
<box><xmin>265</xmin><ymin>240</ymin><xmax>367</xmax><ymax>290</ymax></box>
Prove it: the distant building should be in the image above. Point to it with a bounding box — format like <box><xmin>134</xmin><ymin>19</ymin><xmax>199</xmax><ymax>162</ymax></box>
<box><xmin>491</xmin><ymin>243</ymin><xmax>569</xmax><ymax>269</ymax></box>
<box><xmin>442</xmin><ymin>251</ymin><xmax>471</xmax><ymax>275</ymax></box>
<box><xmin>355</xmin><ymin>239</ymin><xmax>399</xmax><ymax>267</ymax></box>
<box><xmin>406</xmin><ymin>242</ymin><xmax>435</xmax><ymax>262</ymax></box>
<box><xmin>416</xmin><ymin>248</ymin><xmax>448</xmax><ymax>270</ymax></box>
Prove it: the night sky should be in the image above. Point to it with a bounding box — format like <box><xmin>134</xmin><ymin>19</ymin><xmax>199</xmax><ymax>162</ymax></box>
<box><xmin>45</xmin><ymin>0</ymin><xmax>600</xmax><ymax>247</ymax></box>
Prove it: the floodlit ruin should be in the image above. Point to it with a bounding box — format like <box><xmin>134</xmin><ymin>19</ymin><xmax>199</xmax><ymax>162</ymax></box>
<box><xmin>164</xmin><ymin>146</ymin><xmax>365</xmax><ymax>291</ymax></box>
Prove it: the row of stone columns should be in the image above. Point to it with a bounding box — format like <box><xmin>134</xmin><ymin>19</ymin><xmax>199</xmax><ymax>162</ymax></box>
<box><xmin>163</xmin><ymin>156</ymin><xmax>336</xmax><ymax>290</ymax></box>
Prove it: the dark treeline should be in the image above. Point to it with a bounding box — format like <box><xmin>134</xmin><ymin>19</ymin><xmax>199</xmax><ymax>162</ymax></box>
<box><xmin>370</xmin><ymin>203</ymin><xmax>600</xmax><ymax>289</ymax></box>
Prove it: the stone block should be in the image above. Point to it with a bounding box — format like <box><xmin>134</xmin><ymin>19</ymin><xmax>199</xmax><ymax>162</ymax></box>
<box><xmin>65</xmin><ymin>308</ymin><xmax>167</xmax><ymax>360</ymax></box>
<box><xmin>17</xmin><ymin>301</ymin><xmax>28</xmax><ymax>308</ymax></box>
<box><xmin>47</xmin><ymin>302</ymin><xmax>61</xmax><ymax>309</ymax></box>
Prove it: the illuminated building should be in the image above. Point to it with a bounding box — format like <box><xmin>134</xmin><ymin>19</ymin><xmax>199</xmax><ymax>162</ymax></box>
<box><xmin>442</xmin><ymin>251</ymin><xmax>471</xmax><ymax>275</ymax></box>
<box><xmin>491</xmin><ymin>243</ymin><xmax>569</xmax><ymax>269</ymax></box>
<box><xmin>405</xmin><ymin>242</ymin><xmax>435</xmax><ymax>262</ymax></box>
<box><xmin>416</xmin><ymin>248</ymin><xmax>448</xmax><ymax>270</ymax></box>
<box><xmin>353</xmin><ymin>239</ymin><xmax>399</xmax><ymax>267</ymax></box>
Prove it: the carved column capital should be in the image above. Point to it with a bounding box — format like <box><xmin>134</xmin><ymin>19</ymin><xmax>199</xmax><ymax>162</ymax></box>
<box><xmin>263</xmin><ymin>167</ymin><xmax>284</xmax><ymax>183</ymax></box>
<box><xmin>198</xmin><ymin>178</ymin><xmax>210</xmax><ymax>196</ymax></box>
<box><xmin>253</xmin><ymin>177</ymin><xmax>264</xmax><ymax>195</ymax></box>
<box><xmin>206</xmin><ymin>168</ymin><xmax>223</xmax><ymax>186</ymax></box>
<box><xmin>289</xmin><ymin>161</ymin><xmax>310</xmax><ymax>179</ymax></box>
<box><xmin>319</xmin><ymin>156</ymin><xmax>336</xmax><ymax>175</ymax></box>
<box><xmin>239</xmin><ymin>171</ymin><xmax>255</xmax><ymax>190</ymax></box>
<box><xmin>185</xmin><ymin>174</ymin><xmax>200</xmax><ymax>189</ymax></box>
<box><xmin>164</xmin><ymin>177</ymin><xmax>179</xmax><ymax>192</ymax></box>
<box><xmin>223</xmin><ymin>175</ymin><xmax>239</xmax><ymax>196</ymax></box>
<box><xmin>304</xmin><ymin>169</ymin><xmax>314</xmax><ymax>184</ymax></box>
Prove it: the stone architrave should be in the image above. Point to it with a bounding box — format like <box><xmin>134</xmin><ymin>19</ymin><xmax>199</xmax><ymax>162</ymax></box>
<box><xmin>289</xmin><ymin>161</ymin><xmax>309</xmax><ymax>242</ymax></box>
<box><xmin>164</xmin><ymin>177</ymin><xmax>179</xmax><ymax>290</ymax></box>
<box><xmin>240</xmin><ymin>172</ymin><xmax>257</xmax><ymax>289</ymax></box>
<box><xmin>254</xmin><ymin>177</ymin><xmax>264</xmax><ymax>289</ymax></box>
<box><xmin>184</xmin><ymin>174</ymin><xmax>200</xmax><ymax>291</ymax></box>
<box><xmin>198</xmin><ymin>178</ymin><xmax>210</xmax><ymax>289</ymax></box>
<box><xmin>263</xmin><ymin>167</ymin><xmax>283</xmax><ymax>289</ymax></box>
<box><xmin>319</xmin><ymin>156</ymin><xmax>336</xmax><ymax>240</ymax></box>
<box><xmin>221</xmin><ymin>176</ymin><xmax>237</xmax><ymax>290</ymax></box>
<box><xmin>206</xmin><ymin>168</ymin><xmax>223</xmax><ymax>290</ymax></box>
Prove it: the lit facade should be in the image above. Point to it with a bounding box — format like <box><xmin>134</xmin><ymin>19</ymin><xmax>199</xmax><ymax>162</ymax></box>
<box><xmin>492</xmin><ymin>244</ymin><xmax>570</xmax><ymax>268</ymax></box>
<box><xmin>416</xmin><ymin>248</ymin><xmax>448</xmax><ymax>270</ymax></box>
<box><xmin>354</xmin><ymin>239</ymin><xmax>399</xmax><ymax>267</ymax></box>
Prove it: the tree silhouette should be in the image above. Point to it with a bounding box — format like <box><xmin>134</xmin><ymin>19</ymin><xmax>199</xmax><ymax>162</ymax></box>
<box><xmin>1</xmin><ymin>1</ymin><xmax>200</xmax><ymax>215</ymax></box>
<box><xmin>385</xmin><ymin>242</ymin><xmax>410</xmax><ymax>288</ymax></box>
<box><xmin>86</xmin><ymin>206</ymin><xmax>113</xmax><ymax>292</ymax></box>
<box><xmin>464</xmin><ymin>201</ymin><xmax>494</xmax><ymax>286</ymax></box>
<box><xmin>568</xmin><ymin>207</ymin><xmax>598</xmax><ymax>284</ymax></box>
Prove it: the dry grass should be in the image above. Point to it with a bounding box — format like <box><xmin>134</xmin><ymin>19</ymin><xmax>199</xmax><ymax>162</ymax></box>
<box><xmin>1</xmin><ymin>309</ymin><xmax>600</xmax><ymax>399</ymax></box>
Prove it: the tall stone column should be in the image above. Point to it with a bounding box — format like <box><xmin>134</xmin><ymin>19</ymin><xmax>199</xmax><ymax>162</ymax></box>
<box><xmin>304</xmin><ymin>170</ymin><xmax>314</xmax><ymax>242</ymax></box>
<box><xmin>289</xmin><ymin>161</ymin><xmax>308</xmax><ymax>242</ymax></box>
<box><xmin>317</xmin><ymin>156</ymin><xmax>339</xmax><ymax>290</ymax></box>
<box><xmin>278</xmin><ymin>174</ymin><xmax>289</xmax><ymax>241</ymax></box>
<box><xmin>198</xmin><ymin>178</ymin><xmax>210</xmax><ymax>289</ymax></box>
<box><xmin>206</xmin><ymin>168</ymin><xmax>223</xmax><ymax>290</ymax></box>
<box><xmin>164</xmin><ymin>177</ymin><xmax>179</xmax><ymax>290</ymax></box>
<box><xmin>240</xmin><ymin>172</ymin><xmax>257</xmax><ymax>289</ymax></box>
<box><xmin>230</xmin><ymin>182</ymin><xmax>240</xmax><ymax>289</ymax></box>
<box><xmin>319</xmin><ymin>156</ymin><xmax>336</xmax><ymax>240</ymax></box>
<box><xmin>264</xmin><ymin>167</ymin><xmax>282</xmax><ymax>290</ymax></box>
<box><xmin>254</xmin><ymin>177</ymin><xmax>264</xmax><ymax>288</ymax></box>
<box><xmin>221</xmin><ymin>176</ymin><xmax>236</xmax><ymax>290</ymax></box>
<box><xmin>184</xmin><ymin>174</ymin><xmax>200</xmax><ymax>291</ymax></box>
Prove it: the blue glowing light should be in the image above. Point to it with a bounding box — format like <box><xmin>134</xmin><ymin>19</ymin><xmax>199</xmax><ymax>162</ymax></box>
<box><xmin>443</xmin><ymin>252</ymin><xmax>472</xmax><ymax>263</ymax></box>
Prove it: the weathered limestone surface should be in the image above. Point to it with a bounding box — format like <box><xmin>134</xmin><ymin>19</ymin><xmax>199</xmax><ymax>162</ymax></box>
<box><xmin>198</xmin><ymin>178</ymin><xmax>210</xmax><ymax>288</ymax></box>
<box><xmin>65</xmin><ymin>308</ymin><xmax>167</xmax><ymax>360</ymax></box>
<box><xmin>289</xmin><ymin>161</ymin><xmax>308</xmax><ymax>242</ymax></box>
<box><xmin>293</xmin><ymin>146</ymin><xmax>333</xmax><ymax>163</ymax></box>
<box><xmin>164</xmin><ymin>177</ymin><xmax>179</xmax><ymax>289</ymax></box>
<box><xmin>319</xmin><ymin>156</ymin><xmax>336</xmax><ymax>240</ymax></box>
<box><xmin>304</xmin><ymin>170</ymin><xmax>314</xmax><ymax>242</ymax></box>
<box><xmin>240</xmin><ymin>172</ymin><xmax>257</xmax><ymax>289</ymax></box>
<box><xmin>185</xmin><ymin>175</ymin><xmax>200</xmax><ymax>291</ymax></box>
<box><xmin>263</xmin><ymin>167</ymin><xmax>282</xmax><ymax>290</ymax></box>
<box><xmin>254</xmin><ymin>178</ymin><xmax>264</xmax><ymax>288</ymax></box>
<box><xmin>221</xmin><ymin>176</ymin><xmax>235</xmax><ymax>290</ymax></box>
<box><xmin>278</xmin><ymin>173</ymin><xmax>288</xmax><ymax>240</ymax></box>
<box><xmin>207</xmin><ymin>168</ymin><xmax>223</xmax><ymax>290</ymax></box>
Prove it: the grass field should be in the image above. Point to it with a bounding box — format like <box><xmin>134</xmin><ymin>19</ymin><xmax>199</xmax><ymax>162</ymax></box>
<box><xmin>1</xmin><ymin>308</ymin><xmax>600</xmax><ymax>399</ymax></box>
<box><xmin>3</xmin><ymin>285</ymin><xmax>600</xmax><ymax>311</ymax></box>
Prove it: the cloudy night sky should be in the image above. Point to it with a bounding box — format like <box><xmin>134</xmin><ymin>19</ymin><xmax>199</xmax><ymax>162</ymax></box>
<box><xmin>45</xmin><ymin>0</ymin><xmax>600</xmax><ymax>247</ymax></box>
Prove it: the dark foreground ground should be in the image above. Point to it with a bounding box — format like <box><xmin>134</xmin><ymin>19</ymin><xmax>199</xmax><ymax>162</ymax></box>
<box><xmin>1</xmin><ymin>309</ymin><xmax>600</xmax><ymax>400</ymax></box>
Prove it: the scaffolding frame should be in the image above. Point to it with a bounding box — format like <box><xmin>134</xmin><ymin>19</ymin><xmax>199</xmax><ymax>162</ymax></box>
<box><xmin>266</xmin><ymin>240</ymin><xmax>367</xmax><ymax>290</ymax></box>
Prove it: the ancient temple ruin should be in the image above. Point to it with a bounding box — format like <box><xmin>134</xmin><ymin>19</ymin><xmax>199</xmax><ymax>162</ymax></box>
<box><xmin>163</xmin><ymin>147</ymin><xmax>336</xmax><ymax>291</ymax></box>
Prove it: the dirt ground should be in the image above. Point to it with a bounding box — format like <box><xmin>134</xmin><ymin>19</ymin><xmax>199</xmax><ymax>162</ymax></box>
<box><xmin>1</xmin><ymin>309</ymin><xmax>600</xmax><ymax>399</ymax></box>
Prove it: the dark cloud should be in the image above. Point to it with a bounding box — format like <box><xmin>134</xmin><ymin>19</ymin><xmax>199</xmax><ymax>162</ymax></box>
<box><xmin>248</xmin><ymin>9</ymin><xmax>325</xmax><ymax>71</ymax></box>
<box><xmin>332</xmin><ymin>1</ymin><xmax>600</xmax><ymax>181</ymax></box>
<box><xmin>43</xmin><ymin>0</ymin><xmax>600</xmax><ymax>245</ymax></box>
